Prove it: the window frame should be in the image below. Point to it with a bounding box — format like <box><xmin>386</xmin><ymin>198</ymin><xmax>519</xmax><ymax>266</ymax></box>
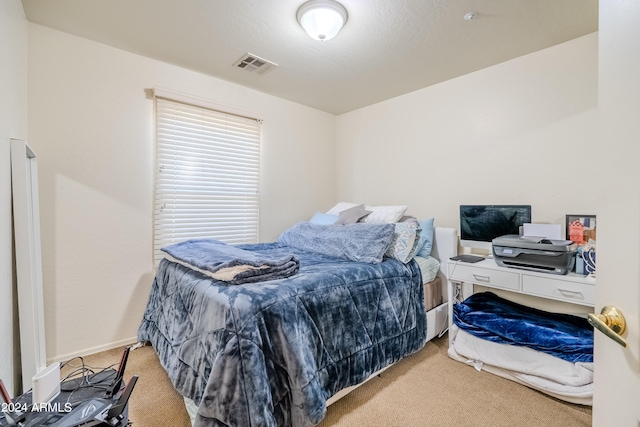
<box><xmin>152</xmin><ymin>88</ymin><xmax>262</xmax><ymax>264</ymax></box>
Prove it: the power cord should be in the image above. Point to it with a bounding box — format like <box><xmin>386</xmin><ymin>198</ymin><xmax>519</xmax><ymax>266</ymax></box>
<box><xmin>437</xmin><ymin>309</ymin><xmax>449</xmax><ymax>338</ymax></box>
<box><xmin>59</xmin><ymin>357</ymin><xmax>118</xmax><ymax>408</ymax></box>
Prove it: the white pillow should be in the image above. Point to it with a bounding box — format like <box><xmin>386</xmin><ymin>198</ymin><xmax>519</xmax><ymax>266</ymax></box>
<box><xmin>327</xmin><ymin>202</ymin><xmax>408</xmax><ymax>224</ymax></box>
<box><xmin>362</xmin><ymin>205</ymin><xmax>408</xmax><ymax>224</ymax></box>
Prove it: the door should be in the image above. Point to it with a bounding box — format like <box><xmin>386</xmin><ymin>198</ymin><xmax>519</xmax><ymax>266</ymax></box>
<box><xmin>593</xmin><ymin>1</ymin><xmax>640</xmax><ymax>425</ymax></box>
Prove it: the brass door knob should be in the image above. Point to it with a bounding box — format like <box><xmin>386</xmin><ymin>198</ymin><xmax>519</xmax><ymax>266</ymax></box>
<box><xmin>587</xmin><ymin>305</ymin><xmax>627</xmax><ymax>348</ymax></box>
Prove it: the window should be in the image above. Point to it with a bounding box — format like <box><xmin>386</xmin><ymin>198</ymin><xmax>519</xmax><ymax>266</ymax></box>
<box><xmin>153</xmin><ymin>90</ymin><xmax>261</xmax><ymax>263</ymax></box>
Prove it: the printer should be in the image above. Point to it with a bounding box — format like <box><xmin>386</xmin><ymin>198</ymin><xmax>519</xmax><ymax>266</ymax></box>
<box><xmin>492</xmin><ymin>235</ymin><xmax>577</xmax><ymax>275</ymax></box>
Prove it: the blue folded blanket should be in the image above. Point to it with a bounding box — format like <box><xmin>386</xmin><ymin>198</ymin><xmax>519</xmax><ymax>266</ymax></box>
<box><xmin>161</xmin><ymin>239</ymin><xmax>299</xmax><ymax>285</ymax></box>
<box><xmin>453</xmin><ymin>292</ymin><xmax>593</xmax><ymax>363</ymax></box>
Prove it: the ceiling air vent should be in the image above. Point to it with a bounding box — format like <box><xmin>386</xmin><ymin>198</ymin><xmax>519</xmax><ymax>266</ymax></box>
<box><xmin>234</xmin><ymin>53</ymin><xmax>278</xmax><ymax>75</ymax></box>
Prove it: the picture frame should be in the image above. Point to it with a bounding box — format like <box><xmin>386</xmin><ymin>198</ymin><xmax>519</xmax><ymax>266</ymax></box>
<box><xmin>565</xmin><ymin>214</ymin><xmax>596</xmax><ymax>245</ymax></box>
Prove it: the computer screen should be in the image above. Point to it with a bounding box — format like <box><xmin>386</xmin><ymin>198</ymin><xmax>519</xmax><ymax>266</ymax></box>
<box><xmin>459</xmin><ymin>205</ymin><xmax>532</xmax><ymax>251</ymax></box>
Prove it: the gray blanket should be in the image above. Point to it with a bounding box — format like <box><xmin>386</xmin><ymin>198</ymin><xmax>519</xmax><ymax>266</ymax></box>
<box><xmin>162</xmin><ymin>239</ymin><xmax>299</xmax><ymax>284</ymax></box>
<box><xmin>277</xmin><ymin>222</ymin><xmax>395</xmax><ymax>263</ymax></box>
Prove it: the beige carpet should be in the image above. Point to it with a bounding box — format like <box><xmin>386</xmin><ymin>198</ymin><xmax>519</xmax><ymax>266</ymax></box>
<box><xmin>72</xmin><ymin>334</ymin><xmax>591</xmax><ymax>426</ymax></box>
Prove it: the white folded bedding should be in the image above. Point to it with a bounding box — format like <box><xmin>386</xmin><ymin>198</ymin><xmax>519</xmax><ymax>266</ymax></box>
<box><xmin>448</xmin><ymin>324</ymin><xmax>593</xmax><ymax>405</ymax></box>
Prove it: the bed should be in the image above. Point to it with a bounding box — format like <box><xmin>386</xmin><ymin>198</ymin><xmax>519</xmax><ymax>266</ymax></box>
<box><xmin>137</xmin><ymin>214</ymin><xmax>456</xmax><ymax>427</ymax></box>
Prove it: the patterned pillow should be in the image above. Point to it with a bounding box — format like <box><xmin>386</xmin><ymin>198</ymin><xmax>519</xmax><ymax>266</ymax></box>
<box><xmin>385</xmin><ymin>221</ymin><xmax>421</xmax><ymax>263</ymax></box>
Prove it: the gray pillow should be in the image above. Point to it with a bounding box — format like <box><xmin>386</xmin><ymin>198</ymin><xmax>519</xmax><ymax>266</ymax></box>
<box><xmin>334</xmin><ymin>204</ymin><xmax>372</xmax><ymax>225</ymax></box>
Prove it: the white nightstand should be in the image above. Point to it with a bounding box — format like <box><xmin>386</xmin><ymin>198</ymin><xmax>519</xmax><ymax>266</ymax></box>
<box><xmin>447</xmin><ymin>258</ymin><xmax>595</xmax><ymax>346</ymax></box>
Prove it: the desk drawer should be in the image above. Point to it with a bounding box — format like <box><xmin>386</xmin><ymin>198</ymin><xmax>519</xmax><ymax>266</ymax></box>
<box><xmin>448</xmin><ymin>264</ymin><xmax>519</xmax><ymax>291</ymax></box>
<box><xmin>522</xmin><ymin>274</ymin><xmax>595</xmax><ymax>306</ymax></box>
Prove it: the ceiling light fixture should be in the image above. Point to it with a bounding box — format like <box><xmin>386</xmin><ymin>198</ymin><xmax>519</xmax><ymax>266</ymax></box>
<box><xmin>464</xmin><ymin>12</ymin><xmax>477</xmax><ymax>21</ymax></box>
<box><xmin>297</xmin><ymin>0</ymin><xmax>348</xmax><ymax>42</ymax></box>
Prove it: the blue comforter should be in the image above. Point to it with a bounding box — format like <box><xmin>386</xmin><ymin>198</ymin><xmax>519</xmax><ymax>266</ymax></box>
<box><xmin>453</xmin><ymin>292</ymin><xmax>593</xmax><ymax>363</ymax></box>
<box><xmin>137</xmin><ymin>242</ymin><xmax>426</xmax><ymax>427</ymax></box>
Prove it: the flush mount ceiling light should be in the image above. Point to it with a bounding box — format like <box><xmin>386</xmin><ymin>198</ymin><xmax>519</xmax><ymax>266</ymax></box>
<box><xmin>297</xmin><ymin>0</ymin><xmax>348</xmax><ymax>41</ymax></box>
<box><xmin>464</xmin><ymin>11</ymin><xmax>477</xmax><ymax>21</ymax></box>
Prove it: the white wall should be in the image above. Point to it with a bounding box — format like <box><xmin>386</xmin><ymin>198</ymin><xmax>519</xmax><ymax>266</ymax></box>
<box><xmin>27</xmin><ymin>20</ymin><xmax>601</xmax><ymax>363</ymax></box>
<box><xmin>27</xmin><ymin>23</ymin><xmax>336</xmax><ymax>362</ymax></box>
<box><xmin>337</xmin><ymin>33</ymin><xmax>598</xmax><ymax>232</ymax></box>
<box><xmin>0</xmin><ymin>0</ymin><xmax>28</xmax><ymax>395</ymax></box>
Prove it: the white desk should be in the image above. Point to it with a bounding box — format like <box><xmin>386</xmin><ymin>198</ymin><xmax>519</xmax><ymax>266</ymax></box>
<box><xmin>447</xmin><ymin>258</ymin><xmax>595</xmax><ymax>345</ymax></box>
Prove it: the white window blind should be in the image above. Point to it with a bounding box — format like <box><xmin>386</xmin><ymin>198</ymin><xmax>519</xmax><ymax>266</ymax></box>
<box><xmin>154</xmin><ymin>95</ymin><xmax>261</xmax><ymax>263</ymax></box>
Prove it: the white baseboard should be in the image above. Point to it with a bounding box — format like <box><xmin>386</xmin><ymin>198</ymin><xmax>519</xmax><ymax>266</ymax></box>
<box><xmin>47</xmin><ymin>336</ymin><xmax>139</xmax><ymax>364</ymax></box>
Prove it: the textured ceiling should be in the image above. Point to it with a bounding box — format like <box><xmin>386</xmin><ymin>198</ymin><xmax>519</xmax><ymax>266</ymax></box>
<box><xmin>21</xmin><ymin>0</ymin><xmax>598</xmax><ymax>115</ymax></box>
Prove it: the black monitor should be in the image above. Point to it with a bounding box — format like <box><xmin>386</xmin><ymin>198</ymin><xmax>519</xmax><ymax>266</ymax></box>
<box><xmin>459</xmin><ymin>205</ymin><xmax>532</xmax><ymax>251</ymax></box>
